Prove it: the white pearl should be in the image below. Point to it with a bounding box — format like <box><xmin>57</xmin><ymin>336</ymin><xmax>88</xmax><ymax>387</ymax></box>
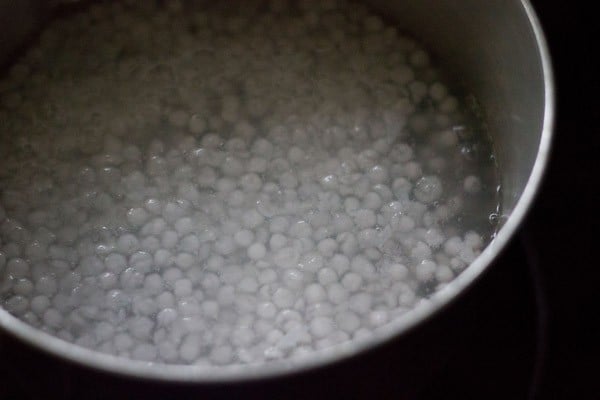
<box><xmin>304</xmin><ymin>283</ymin><xmax>326</xmax><ymax>303</ymax></box>
<box><xmin>310</xmin><ymin>316</ymin><xmax>334</xmax><ymax>338</ymax></box>
<box><xmin>248</xmin><ymin>242</ymin><xmax>267</xmax><ymax>260</ymax></box>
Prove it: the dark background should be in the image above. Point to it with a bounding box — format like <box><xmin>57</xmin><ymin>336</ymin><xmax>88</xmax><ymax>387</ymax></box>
<box><xmin>525</xmin><ymin>0</ymin><xmax>598</xmax><ymax>398</ymax></box>
<box><xmin>1</xmin><ymin>1</ymin><xmax>598</xmax><ymax>399</ymax></box>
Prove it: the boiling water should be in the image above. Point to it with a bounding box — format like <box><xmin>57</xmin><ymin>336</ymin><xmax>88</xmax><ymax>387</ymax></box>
<box><xmin>0</xmin><ymin>1</ymin><xmax>498</xmax><ymax>366</ymax></box>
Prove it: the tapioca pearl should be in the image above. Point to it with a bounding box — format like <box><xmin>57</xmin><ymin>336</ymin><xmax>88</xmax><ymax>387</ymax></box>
<box><xmin>348</xmin><ymin>291</ymin><xmax>373</xmax><ymax>314</ymax></box>
<box><xmin>120</xmin><ymin>267</ymin><xmax>145</xmax><ymax>290</ymax></box>
<box><xmin>177</xmin><ymin>296</ymin><xmax>204</xmax><ymax>317</ymax></box>
<box><xmin>237</xmin><ymin>276</ymin><xmax>259</xmax><ymax>294</ymax></box>
<box><xmin>315</xmin><ymin>267</ymin><xmax>337</xmax><ymax>286</ymax></box>
<box><xmin>409</xmin><ymin>82</ymin><xmax>429</xmax><ymax>110</ymax></box>
<box><xmin>52</xmin><ymin>291</ymin><xmax>75</xmax><ymax>314</ymax></box>
<box><xmin>342</xmin><ymin>270</ymin><xmax>367</xmax><ymax>295</ymax></box>
<box><xmin>287</xmin><ymin>146</ymin><xmax>305</xmax><ymax>164</ymax></box>
<box><xmin>367</xmin><ymin>309</ymin><xmax>389</xmax><ymax>328</ymax></box>
<box><xmin>415</xmin><ymin>259</ymin><xmax>437</xmax><ymax>282</ymax></box>
<box><xmin>241</xmin><ymin>209</ymin><xmax>264</xmax><ymax>230</ymax></box>
<box><xmin>464</xmin><ymin>232</ymin><xmax>484</xmax><ymax>250</ymax></box>
<box><xmin>11</xmin><ymin>278</ymin><xmax>33</xmax><ymax>296</ymax></box>
<box><xmin>201</xmin><ymin>253</ymin><xmax>224</xmax><ymax>273</ymax></box>
<box><xmin>332</xmin><ymin>213</ymin><xmax>354</xmax><ymax>233</ymax></box>
<box><xmin>231</xmin><ymin>326</ymin><xmax>255</xmax><ymax>348</ymax></box>
<box><xmin>391</xmin><ymin>177</ymin><xmax>412</xmax><ymax>200</ymax></box>
<box><xmin>413</xmin><ymin>175</ymin><xmax>443</xmax><ymax>203</ymax></box>
<box><xmin>131</xmin><ymin>293</ymin><xmax>159</xmax><ymax>316</ymax></box>
<box><xmin>403</xmin><ymin>161</ymin><xmax>423</xmax><ymax>181</ymax></box>
<box><xmin>343</xmin><ymin>197</ymin><xmax>360</xmax><ymax>214</ymax></box>
<box><xmin>93</xmin><ymin>321</ymin><xmax>116</xmax><ymax>343</ymax></box>
<box><xmin>105</xmin><ymin>253</ymin><xmax>127</xmax><ymax>274</ymax></box>
<box><xmin>357</xmin><ymin>229</ymin><xmax>380</xmax><ymax>249</ymax></box>
<box><xmin>42</xmin><ymin>308</ymin><xmax>63</xmax><ymax>328</ymax></box>
<box><xmin>362</xmin><ymin>192</ymin><xmax>383</xmax><ymax>211</ymax></box>
<box><xmin>463</xmin><ymin>175</ymin><xmax>482</xmax><ymax>194</ymax></box>
<box><xmin>213</xmin><ymin>236</ymin><xmax>236</xmax><ymax>256</ymax></box>
<box><xmin>210</xmin><ymin>345</ymin><xmax>234</xmax><ymax>365</ymax></box>
<box><xmin>174</xmin><ymin>277</ymin><xmax>194</xmax><ymax>298</ymax></box>
<box><xmin>216</xmin><ymin>285</ymin><xmax>235</xmax><ymax>306</ymax></box>
<box><xmin>224</xmin><ymin>190</ymin><xmax>245</xmax><ymax>208</ymax></box>
<box><xmin>434</xmin><ymin>129</ymin><xmax>459</xmax><ymax>149</ymax></box>
<box><xmin>221</xmin><ymin>263</ymin><xmax>249</xmax><ymax>285</ymax></box>
<box><xmin>251</xmin><ymin>138</ymin><xmax>273</xmax><ymax>157</ymax></box>
<box><xmin>225</xmin><ymin>219</ymin><xmax>245</xmax><ymax>238</ymax></box>
<box><xmin>385</xmin><ymin>60</ymin><xmax>415</xmax><ymax>84</ymax></box>
<box><xmin>319</xmin><ymin>174</ymin><xmax>339</xmax><ymax>191</ymax></box>
<box><xmin>141</xmin><ymin>218</ymin><xmax>167</xmax><ymax>236</ymax></box>
<box><xmin>220</xmin><ymin>156</ymin><xmax>244</xmax><ymax>178</ymax></box>
<box><xmin>444</xmin><ymin>236</ymin><xmax>463</xmax><ymax>256</ymax></box>
<box><xmin>278</xmin><ymin>171</ymin><xmax>298</xmax><ymax>189</ymax></box>
<box><xmin>257</xmin><ymin>268</ymin><xmax>277</xmax><ymax>285</ymax></box>
<box><xmin>459</xmin><ymin>245</ymin><xmax>478</xmax><ymax>263</ymax></box>
<box><xmin>56</xmin><ymin>270</ymin><xmax>80</xmax><ymax>293</ymax></box>
<box><xmin>256</xmin><ymin>301</ymin><xmax>277</xmax><ymax>319</ymax></box>
<box><xmin>215</xmin><ymin>178</ymin><xmax>237</xmax><ymax>195</ymax></box>
<box><xmin>269</xmin><ymin>287</ymin><xmax>294</xmax><ymax>309</ymax></box>
<box><xmin>440</xmin><ymin>96</ymin><xmax>459</xmax><ymax>113</ymax></box>
<box><xmin>247</xmin><ymin>157</ymin><xmax>268</xmax><ymax>174</ymax></box>
<box><xmin>24</xmin><ymin>241</ymin><xmax>46</xmax><ymax>262</ymax></box>
<box><xmin>435</xmin><ymin>264</ymin><xmax>454</xmax><ymax>283</ymax></box>
<box><xmin>129</xmin><ymin>251</ymin><xmax>153</xmax><ymax>273</ymax></box>
<box><xmin>354</xmin><ymin>209</ymin><xmax>376</xmax><ymax>229</ymax></box>
<box><xmin>410</xmin><ymin>240</ymin><xmax>432</xmax><ymax>261</ymax></box>
<box><xmin>335</xmin><ymin>310</ymin><xmax>360</xmax><ymax>333</ymax></box>
<box><xmin>34</xmin><ymin>274</ymin><xmax>58</xmax><ymax>296</ymax></box>
<box><xmin>329</xmin><ymin>253</ymin><xmax>350</xmax><ymax>276</ymax></box>
<box><xmin>367</xmin><ymin>165</ymin><xmax>388</xmax><ymax>184</ymax></box>
<box><xmin>418</xmin><ymin>228</ymin><xmax>445</xmax><ymax>249</ymax></box>
<box><xmin>79</xmin><ymin>255</ymin><xmax>104</xmax><ymax>276</ymax></box>
<box><xmin>268</xmin><ymin>233</ymin><xmax>287</xmax><ymax>251</ymax></box>
<box><xmin>298</xmin><ymin>252</ymin><xmax>323</xmax><ymax>273</ymax></box>
<box><xmin>126</xmin><ymin>207</ymin><xmax>149</xmax><ymax>228</ymax></box>
<box><xmin>429</xmin><ymin>81</ymin><xmax>448</xmax><ymax>102</ymax></box>
<box><xmin>247</xmin><ymin>242</ymin><xmax>267</xmax><ymax>260</ymax></box>
<box><xmin>155</xmin><ymin>290</ymin><xmax>176</xmax><ymax>309</ymax></box>
<box><xmin>196</xmin><ymin>166</ymin><xmax>217</xmax><ymax>188</ymax></box>
<box><xmin>450</xmin><ymin>257</ymin><xmax>467</xmax><ymax>272</ymax></box>
<box><xmin>200</xmin><ymin>300</ymin><xmax>219</xmax><ymax>320</ymax></box>
<box><xmin>282</xmin><ymin>268</ymin><xmax>305</xmax><ymax>290</ymax></box>
<box><xmin>187</xmin><ymin>113</ymin><xmax>207</xmax><ymax>134</ymax></box>
<box><xmin>304</xmin><ymin>283</ymin><xmax>327</xmax><ymax>304</ymax></box>
<box><xmin>339</xmin><ymin>232</ymin><xmax>359</xmax><ymax>256</ymax></box>
<box><xmin>255</xmin><ymin>318</ymin><xmax>276</xmax><ymax>338</ymax></box>
<box><xmin>139</xmin><ymin>272</ymin><xmax>162</xmax><ymax>295</ymax></box>
<box><xmin>116</xmin><ymin>233</ymin><xmax>139</xmax><ymax>255</ymax></box>
<box><xmin>308</xmin><ymin>316</ymin><xmax>334</xmax><ymax>339</ymax></box>
<box><xmin>385</xmin><ymin>262</ymin><xmax>409</xmax><ymax>280</ymax></box>
<box><xmin>200</xmin><ymin>133</ymin><xmax>222</xmax><ymax>149</ymax></box>
<box><xmin>389</xmin><ymin>214</ymin><xmax>414</xmax><ymax>233</ymax></box>
<box><xmin>30</xmin><ymin>294</ymin><xmax>51</xmax><ymax>316</ymax></box>
<box><xmin>289</xmin><ymin>220</ymin><xmax>312</xmax><ymax>239</ymax></box>
<box><xmin>393</xmin><ymin>283</ymin><xmax>417</xmax><ymax>307</ymax></box>
<box><xmin>316</xmin><ymin>238</ymin><xmax>337</xmax><ymax>257</ymax></box>
<box><xmin>5</xmin><ymin>258</ymin><xmax>29</xmax><ymax>279</ymax></box>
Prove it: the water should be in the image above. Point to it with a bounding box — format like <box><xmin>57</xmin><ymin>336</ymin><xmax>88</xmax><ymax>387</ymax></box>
<box><xmin>0</xmin><ymin>1</ymin><xmax>499</xmax><ymax>366</ymax></box>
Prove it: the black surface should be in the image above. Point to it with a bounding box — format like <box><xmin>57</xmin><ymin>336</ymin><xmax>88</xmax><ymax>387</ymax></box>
<box><xmin>1</xmin><ymin>1</ymin><xmax>598</xmax><ymax>399</ymax></box>
<box><xmin>525</xmin><ymin>1</ymin><xmax>599</xmax><ymax>399</ymax></box>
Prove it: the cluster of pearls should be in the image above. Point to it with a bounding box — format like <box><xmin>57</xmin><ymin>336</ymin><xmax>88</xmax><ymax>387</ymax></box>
<box><xmin>0</xmin><ymin>0</ymin><xmax>495</xmax><ymax>366</ymax></box>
